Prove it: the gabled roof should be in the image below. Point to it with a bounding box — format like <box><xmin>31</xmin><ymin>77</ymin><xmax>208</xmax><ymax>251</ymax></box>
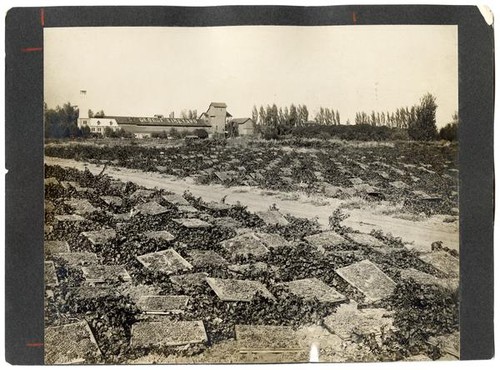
<box><xmin>199</xmin><ymin>111</ymin><xmax>232</xmax><ymax>119</ymax></box>
<box><xmin>210</xmin><ymin>102</ymin><xmax>227</xmax><ymax>108</ymax></box>
<box><xmin>231</xmin><ymin>118</ymin><xmax>253</xmax><ymax>125</ymax></box>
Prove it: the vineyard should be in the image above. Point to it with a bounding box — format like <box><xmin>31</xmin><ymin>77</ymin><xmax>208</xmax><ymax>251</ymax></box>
<box><xmin>45</xmin><ymin>139</ymin><xmax>458</xmax><ymax>216</ymax></box>
<box><xmin>43</xmin><ymin>139</ymin><xmax>460</xmax><ymax>363</ymax></box>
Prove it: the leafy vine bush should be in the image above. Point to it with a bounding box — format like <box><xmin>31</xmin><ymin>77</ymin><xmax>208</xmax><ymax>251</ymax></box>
<box><xmin>262</xmin><ymin>214</ymin><xmax>321</xmax><ymax>241</ymax></box>
<box><xmin>328</xmin><ymin>209</ymin><xmax>350</xmax><ymax>233</ymax></box>
<box><xmin>369</xmin><ymin>229</ymin><xmax>405</xmax><ymax>249</ymax></box>
<box><xmin>180</xmin><ymin>288</ymin><xmax>342</xmax><ymax>345</ymax></box>
<box><xmin>45</xmin><ymin>139</ymin><xmax>458</xmax><ymax>216</ymax></box>
<box><xmin>378</xmin><ymin>281</ymin><xmax>459</xmax><ymax>360</ymax></box>
<box><xmin>431</xmin><ymin>241</ymin><xmax>459</xmax><ymax>258</ymax></box>
<box><xmin>44</xmin><ymin>164</ymin><xmax>459</xmax><ymax>362</ymax></box>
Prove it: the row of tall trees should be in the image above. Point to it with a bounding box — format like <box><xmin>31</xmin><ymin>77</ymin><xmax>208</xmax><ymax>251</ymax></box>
<box><xmin>252</xmin><ymin>104</ymin><xmax>345</xmax><ymax>127</ymax></box>
<box><xmin>252</xmin><ymin>94</ymin><xmax>441</xmax><ymax>141</ymax></box>
<box><xmin>252</xmin><ymin>104</ymin><xmax>309</xmax><ymax>128</ymax></box>
<box><xmin>153</xmin><ymin>110</ymin><xmax>198</xmax><ymax>119</ymax></box>
<box><xmin>314</xmin><ymin>108</ymin><xmax>341</xmax><ymax>125</ymax></box>
<box><xmin>88</xmin><ymin>109</ymin><xmax>105</xmax><ymax>118</ymax></box>
<box><xmin>352</xmin><ymin>93</ymin><xmax>441</xmax><ymax>142</ymax></box>
<box><xmin>180</xmin><ymin>109</ymin><xmax>198</xmax><ymax>119</ymax></box>
<box><xmin>253</xmin><ymin>93</ymin><xmax>440</xmax><ymax>141</ymax></box>
<box><xmin>355</xmin><ymin>106</ymin><xmax>418</xmax><ymax>128</ymax></box>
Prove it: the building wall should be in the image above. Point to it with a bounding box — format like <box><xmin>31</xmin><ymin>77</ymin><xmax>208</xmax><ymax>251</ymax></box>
<box><xmin>77</xmin><ymin>102</ymin><xmax>228</xmax><ymax>136</ymax></box>
<box><xmin>118</xmin><ymin>124</ymin><xmax>210</xmax><ymax>138</ymax></box>
<box><xmin>206</xmin><ymin>105</ymin><xmax>227</xmax><ymax>135</ymax></box>
<box><xmin>79</xmin><ymin>118</ymin><xmax>119</xmax><ymax>134</ymax></box>
<box><xmin>79</xmin><ymin>117</ymin><xmax>211</xmax><ymax>137</ymax></box>
<box><xmin>77</xmin><ymin>118</ymin><xmax>89</xmax><ymax>129</ymax></box>
<box><xmin>239</xmin><ymin>120</ymin><xmax>255</xmax><ymax>136</ymax></box>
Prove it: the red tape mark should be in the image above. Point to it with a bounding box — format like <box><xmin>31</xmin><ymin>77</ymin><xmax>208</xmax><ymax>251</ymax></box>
<box><xmin>40</xmin><ymin>8</ymin><xmax>45</xmax><ymax>27</ymax></box>
<box><xmin>352</xmin><ymin>11</ymin><xmax>357</xmax><ymax>24</ymax></box>
<box><xmin>21</xmin><ymin>47</ymin><xmax>43</xmax><ymax>53</ymax></box>
<box><xmin>26</xmin><ymin>342</ymin><xmax>44</xmax><ymax>347</ymax></box>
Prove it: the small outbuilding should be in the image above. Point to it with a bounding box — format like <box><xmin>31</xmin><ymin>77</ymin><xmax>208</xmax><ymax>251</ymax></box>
<box><xmin>230</xmin><ymin>118</ymin><xmax>256</xmax><ymax>136</ymax></box>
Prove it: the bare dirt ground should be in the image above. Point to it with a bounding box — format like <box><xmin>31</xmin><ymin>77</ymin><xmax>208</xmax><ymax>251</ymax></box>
<box><xmin>45</xmin><ymin>156</ymin><xmax>458</xmax><ymax>253</ymax></box>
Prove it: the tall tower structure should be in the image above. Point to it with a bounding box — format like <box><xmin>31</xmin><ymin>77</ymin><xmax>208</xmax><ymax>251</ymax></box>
<box><xmin>77</xmin><ymin>89</ymin><xmax>89</xmax><ymax>128</ymax></box>
<box><xmin>202</xmin><ymin>102</ymin><xmax>231</xmax><ymax>134</ymax></box>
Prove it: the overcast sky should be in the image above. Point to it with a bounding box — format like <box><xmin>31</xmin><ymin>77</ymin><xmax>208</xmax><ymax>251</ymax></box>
<box><xmin>44</xmin><ymin>25</ymin><xmax>457</xmax><ymax>127</ymax></box>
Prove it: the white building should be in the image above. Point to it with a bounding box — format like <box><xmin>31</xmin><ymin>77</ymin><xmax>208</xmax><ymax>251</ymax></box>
<box><xmin>78</xmin><ymin>117</ymin><xmax>119</xmax><ymax>135</ymax></box>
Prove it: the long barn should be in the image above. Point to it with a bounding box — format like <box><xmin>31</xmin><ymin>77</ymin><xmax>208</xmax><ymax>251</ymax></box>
<box><xmin>77</xmin><ymin>116</ymin><xmax>211</xmax><ymax>138</ymax></box>
<box><xmin>77</xmin><ymin>102</ymin><xmax>255</xmax><ymax>138</ymax></box>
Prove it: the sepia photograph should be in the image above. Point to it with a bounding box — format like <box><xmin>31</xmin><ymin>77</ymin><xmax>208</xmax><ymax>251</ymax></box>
<box><xmin>43</xmin><ymin>23</ymin><xmax>459</xmax><ymax>364</ymax></box>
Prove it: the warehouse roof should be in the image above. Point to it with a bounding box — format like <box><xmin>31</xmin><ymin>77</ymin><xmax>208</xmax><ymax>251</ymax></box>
<box><xmin>107</xmin><ymin>116</ymin><xmax>211</xmax><ymax>128</ymax></box>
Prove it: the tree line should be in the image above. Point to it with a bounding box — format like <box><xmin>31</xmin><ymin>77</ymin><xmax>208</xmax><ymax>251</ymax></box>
<box><xmin>354</xmin><ymin>93</ymin><xmax>445</xmax><ymax>141</ymax></box>
<box><xmin>253</xmin><ymin>93</ymin><xmax>449</xmax><ymax>142</ymax></box>
<box><xmin>353</xmin><ymin>93</ymin><xmax>445</xmax><ymax>141</ymax></box>
<box><xmin>45</xmin><ymin>102</ymin><xmax>123</xmax><ymax>139</ymax></box>
<box><xmin>252</xmin><ymin>104</ymin><xmax>309</xmax><ymax>128</ymax></box>
<box><xmin>354</xmin><ymin>106</ymin><xmax>418</xmax><ymax>128</ymax></box>
<box><xmin>251</xmin><ymin>104</ymin><xmax>344</xmax><ymax>138</ymax></box>
<box><xmin>88</xmin><ymin>109</ymin><xmax>106</xmax><ymax>118</ymax></box>
<box><xmin>179</xmin><ymin>109</ymin><xmax>198</xmax><ymax>119</ymax></box>
<box><xmin>44</xmin><ymin>102</ymin><xmax>82</xmax><ymax>138</ymax></box>
<box><xmin>438</xmin><ymin>111</ymin><xmax>458</xmax><ymax>141</ymax></box>
<box><xmin>252</xmin><ymin>104</ymin><xmax>343</xmax><ymax>127</ymax></box>
<box><xmin>161</xmin><ymin>109</ymin><xmax>198</xmax><ymax>119</ymax></box>
<box><xmin>44</xmin><ymin>95</ymin><xmax>456</xmax><ymax>142</ymax></box>
<box><xmin>353</xmin><ymin>94</ymin><xmax>457</xmax><ymax>141</ymax></box>
<box><xmin>314</xmin><ymin>108</ymin><xmax>341</xmax><ymax>125</ymax></box>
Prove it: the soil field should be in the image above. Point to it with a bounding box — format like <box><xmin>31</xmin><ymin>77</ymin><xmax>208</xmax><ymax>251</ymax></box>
<box><xmin>43</xmin><ymin>138</ymin><xmax>460</xmax><ymax>364</ymax></box>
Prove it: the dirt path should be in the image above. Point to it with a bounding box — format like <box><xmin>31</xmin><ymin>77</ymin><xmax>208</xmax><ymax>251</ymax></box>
<box><xmin>45</xmin><ymin>156</ymin><xmax>458</xmax><ymax>252</ymax></box>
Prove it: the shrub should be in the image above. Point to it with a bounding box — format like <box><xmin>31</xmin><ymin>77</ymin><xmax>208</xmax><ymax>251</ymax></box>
<box><xmin>385</xmin><ymin>280</ymin><xmax>459</xmax><ymax>344</ymax></box>
<box><xmin>439</xmin><ymin>123</ymin><xmax>458</xmax><ymax>141</ymax></box>
<box><xmin>193</xmin><ymin>129</ymin><xmax>209</xmax><ymax>139</ymax></box>
<box><xmin>103</xmin><ymin>127</ymin><xmax>114</xmax><ymax>137</ymax></box>
<box><xmin>289</xmin><ymin>124</ymin><xmax>397</xmax><ymax>141</ymax></box>
<box><xmin>260</xmin><ymin>126</ymin><xmax>280</xmax><ymax>140</ymax></box>
<box><xmin>103</xmin><ymin>128</ymin><xmax>134</xmax><ymax>139</ymax></box>
<box><xmin>168</xmin><ymin>128</ymin><xmax>180</xmax><ymax>139</ymax></box>
<box><xmin>151</xmin><ymin>130</ymin><xmax>168</xmax><ymax>139</ymax></box>
<box><xmin>80</xmin><ymin>125</ymin><xmax>91</xmax><ymax>138</ymax></box>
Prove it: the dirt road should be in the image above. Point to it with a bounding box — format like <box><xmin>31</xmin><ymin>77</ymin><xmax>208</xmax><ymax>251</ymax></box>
<box><xmin>45</xmin><ymin>156</ymin><xmax>458</xmax><ymax>252</ymax></box>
